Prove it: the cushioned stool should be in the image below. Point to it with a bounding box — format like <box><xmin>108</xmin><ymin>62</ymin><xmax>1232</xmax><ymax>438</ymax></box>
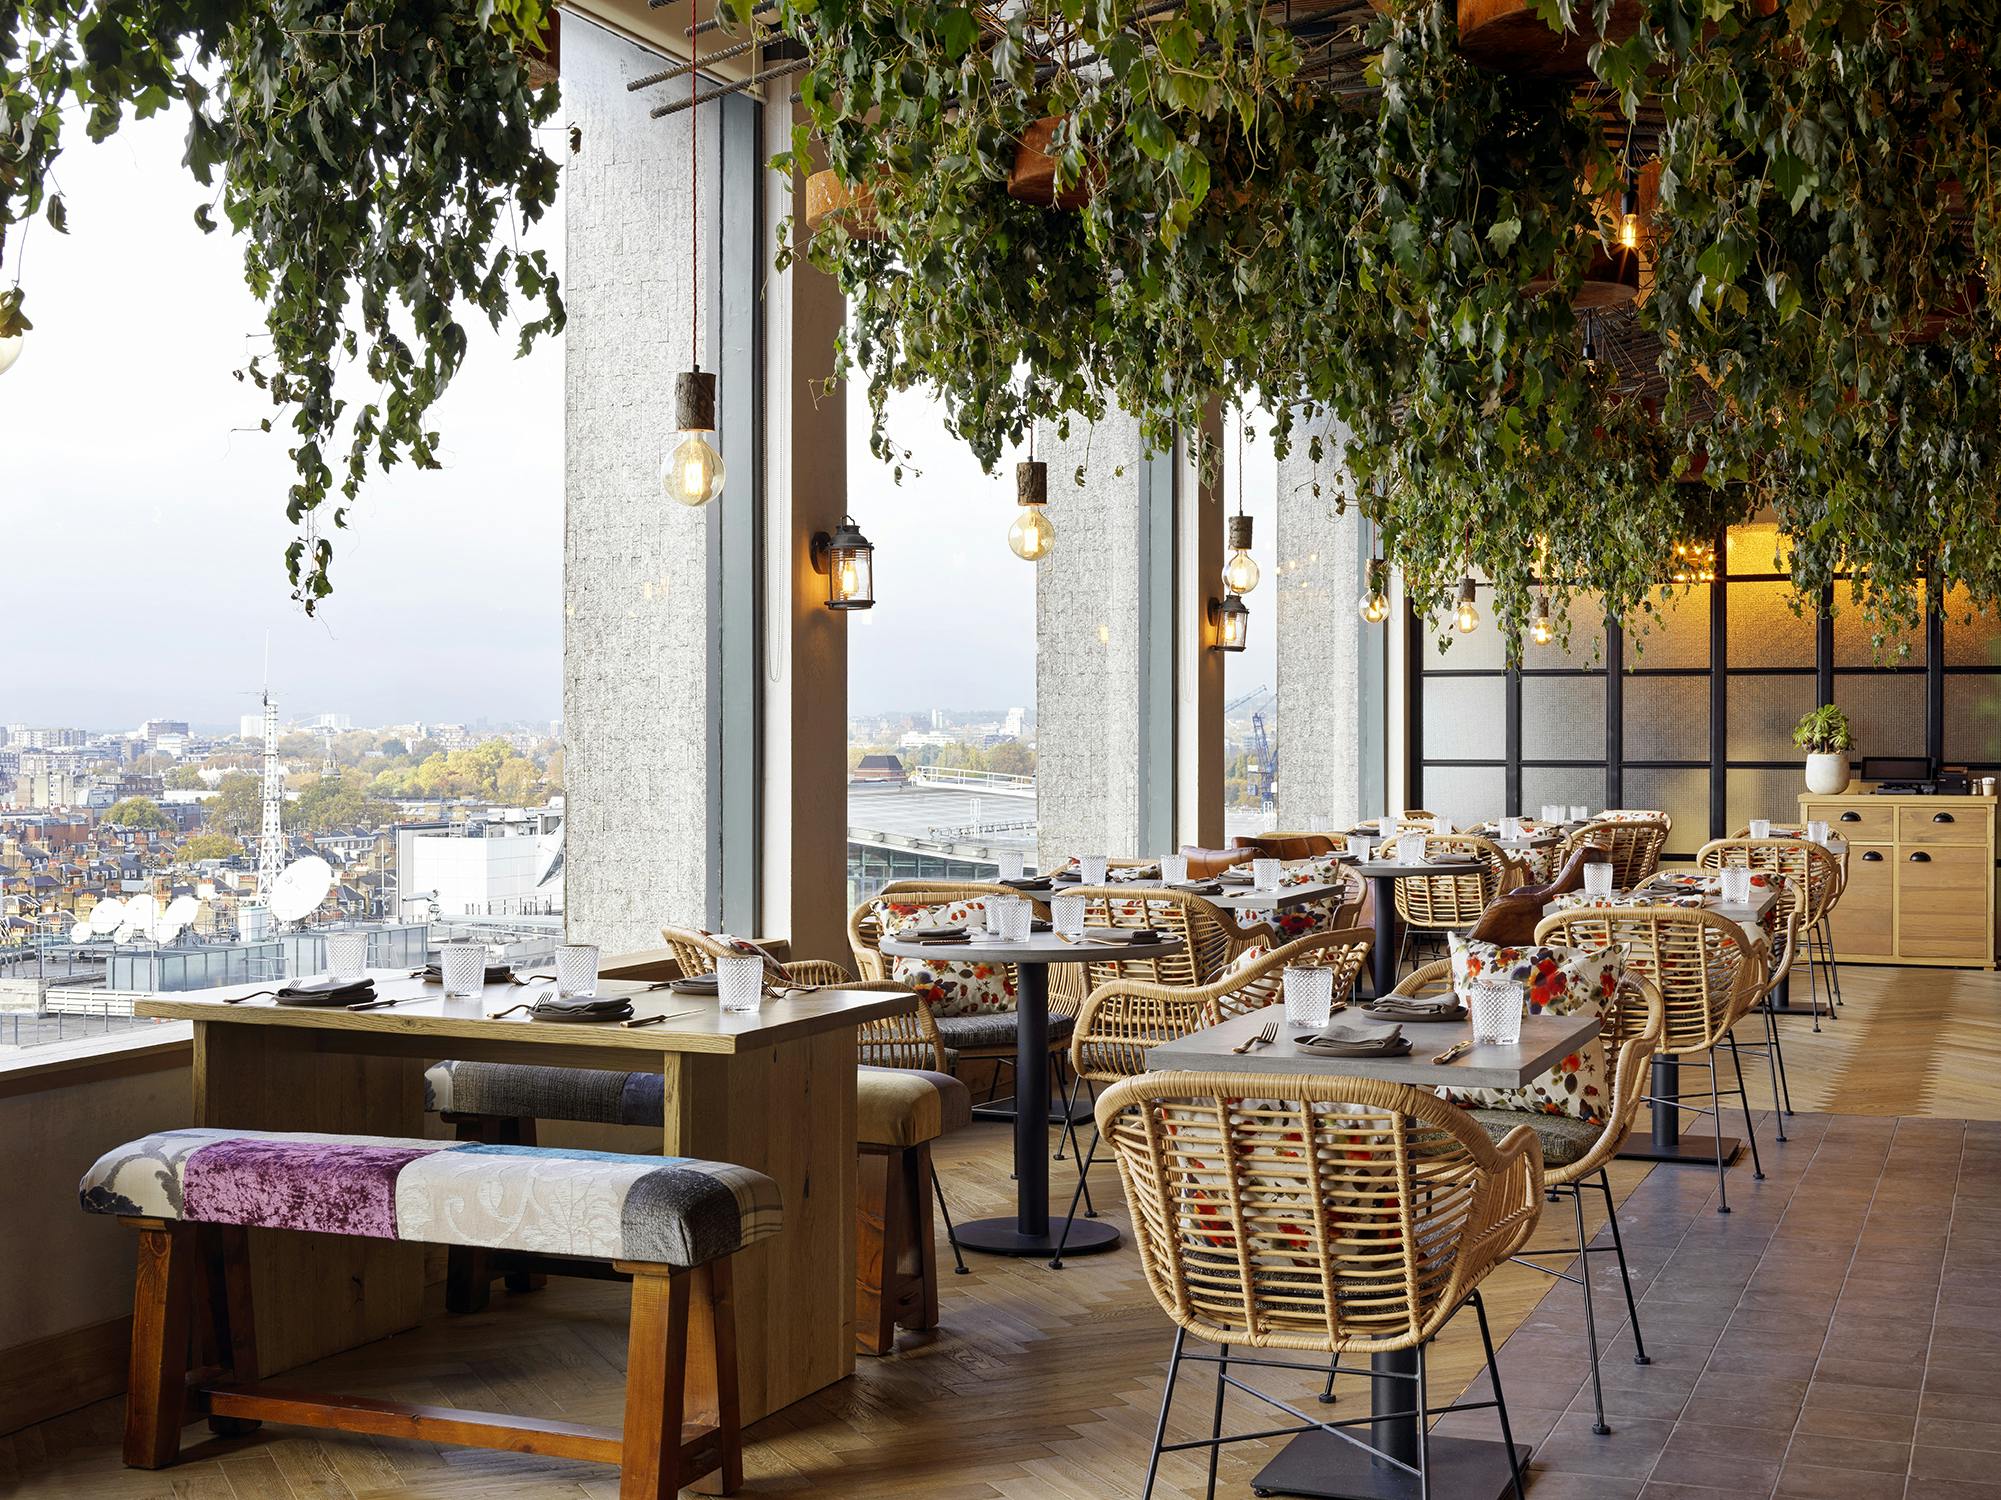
<box><xmin>855</xmin><ymin>1066</ymin><xmax>971</xmax><ymax>1355</ymax></box>
<box><xmin>81</xmin><ymin>1128</ymin><xmax>778</xmax><ymax>1500</ymax></box>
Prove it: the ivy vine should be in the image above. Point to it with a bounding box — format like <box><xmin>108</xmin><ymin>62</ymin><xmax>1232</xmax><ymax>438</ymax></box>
<box><xmin>1</xmin><ymin>0</ymin><xmax>562</xmax><ymax>608</ymax></box>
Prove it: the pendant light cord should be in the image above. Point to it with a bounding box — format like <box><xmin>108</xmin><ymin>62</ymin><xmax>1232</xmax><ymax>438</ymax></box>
<box><xmin>691</xmin><ymin>6</ymin><xmax>700</xmax><ymax>371</ymax></box>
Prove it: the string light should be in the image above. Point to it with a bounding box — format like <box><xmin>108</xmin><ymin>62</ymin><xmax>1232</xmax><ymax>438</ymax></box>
<box><xmin>1453</xmin><ymin>576</ymin><xmax>1481</xmax><ymax>634</ymax></box>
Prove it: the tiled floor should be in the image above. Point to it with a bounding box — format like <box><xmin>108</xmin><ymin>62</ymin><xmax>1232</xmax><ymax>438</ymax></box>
<box><xmin>1446</xmin><ymin>1109</ymin><xmax>2001</xmax><ymax>1500</ymax></box>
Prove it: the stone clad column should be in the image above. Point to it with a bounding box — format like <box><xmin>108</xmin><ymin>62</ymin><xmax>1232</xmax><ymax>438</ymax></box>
<box><xmin>1274</xmin><ymin>415</ymin><xmax>1368</xmax><ymax>830</ymax></box>
<box><xmin>561</xmin><ymin>18</ymin><xmax>720</xmax><ymax>954</ymax></box>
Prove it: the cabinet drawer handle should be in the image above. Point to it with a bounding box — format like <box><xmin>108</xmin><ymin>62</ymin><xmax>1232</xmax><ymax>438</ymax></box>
<box><xmin>1909</xmin><ymin>851</ymin><xmax>1932</xmax><ymax>863</ymax></box>
<box><xmin>1862</xmin><ymin>851</ymin><xmax>1884</xmax><ymax>862</ymax></box>
<box><xmin>1934</xmin><ymin>812</ymin><xmax>1955</xmax><ymax>823</ymax></box>
<box><xmin>1839</xmin><ymin>811</ymin><xmax>1861</xmax><ymax>822</ymax></box>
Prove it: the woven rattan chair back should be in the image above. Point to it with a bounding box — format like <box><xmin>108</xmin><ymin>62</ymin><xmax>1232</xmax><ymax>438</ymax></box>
<box><xmin>1068</xmin><ymin>928</ymin><xmax>1374</xmax><ymax>1087</ymax></box>
<box><xmin>1557</xmin><ymin>819</ymin><xmax>1669</xmax><ymax>889</ymax></box>
<box><xmin>1535</xmin><ymin>905</ymin><xmax>1759</xmax><ymax>1056</ymax></box>
<box><xmin>1697</xmin><ymin>838</ymin><xmax>1839</xmax><ymax>926</ymax></box>
<box><xmin>1096</xmin><ymin>1071</ymin><xmax>1543</xmax><ymax>1352</ymax></box>
<box><xmin>1067</xmin><ymin>887</ymin><xmax>1270</xmax><ymax>989</ymax></box>
<box><xmin>846</xmin><ymin>882</ymin><xmax>1043</xmax><ymax>981</ymax></box>
<box><xmin>1392</xmin><ymin>837</ymin><xmax>1504</xmax><ymax>930</ymax></box>
<box><xmin>1600</xmin><ymin>808</ymin><xmax>1671</xmax><ymax>833</ymax></box>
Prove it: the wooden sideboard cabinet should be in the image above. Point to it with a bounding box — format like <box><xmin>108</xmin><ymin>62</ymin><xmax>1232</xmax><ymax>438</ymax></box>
<box><xmin>1799</xmin><ymin>789</ymin><xmax>1998</xmax><ymax>969</ymax></box>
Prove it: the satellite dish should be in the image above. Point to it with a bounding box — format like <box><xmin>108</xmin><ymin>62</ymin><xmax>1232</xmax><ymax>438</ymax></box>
<box><xmin>89</xmin><ymin>898</ymin><xmax>127</xmax><ymax>935</ymax></box>
<box><xmin>159</xmin><ymin>895</ymin><xmax>200</xmax><ymax>944</ymax></box>
<box><xmin>69</xmin><ymin>921</ymin><xmax>92</xmax><ymax>944</ymax></box>
<box><xmin>126</xmin><ymin>894</ymin><xmax>159</xmax><ymax>940</ymax></box>
<box><xmin>270</xmin><ymin>857</ymin><xmax>334</xmax><ymax>924</ymax></box>
<box><xmin>113</xmin><ymin>924</ymin><xmax>140</xmax><ymax>945</ymax></box>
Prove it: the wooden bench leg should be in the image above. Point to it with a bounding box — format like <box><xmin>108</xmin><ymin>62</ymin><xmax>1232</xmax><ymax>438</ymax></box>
<box><xmin>855</xmin><ymin>1146</ymin><xmax>903</xmax><ymax>1356</ymax></box>
<box><xmin>620</xmin><ymin>1268</ymin><xmax>691</xmax><ymax>1500</ymax></box>
<box><xmin>444</xmin><ymin>1113</ymin><xmax>543</xmax><ymax>1310</ymax></box>
<box><xmin>123</xmin><ymin>1221</ymin><xmax>193</xmax><ymax>1469</ymax></box>
<box><xmin>908</xmin><ymin>1142</ymin><xmax>940</xmax><ymax>1333</ymax></box>
<box><xmin>200</xmin><ymin>1225</ymin><xmax>261</xmax><ymax>1436</ymax></box>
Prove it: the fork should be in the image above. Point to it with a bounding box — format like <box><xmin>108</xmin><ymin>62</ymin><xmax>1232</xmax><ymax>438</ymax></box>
<box><xmin>1431</xmin><ymin>1039</ymin><xmax>1474</xmax><ymax>1066</ymax></box>
<box><xmin>1232</xmin><ymin>1020</ymin><xmax>1280</xmax><ymax>1054</ymax></box>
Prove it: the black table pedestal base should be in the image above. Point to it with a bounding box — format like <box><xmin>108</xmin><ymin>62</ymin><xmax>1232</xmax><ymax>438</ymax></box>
<box><xmin>1251</xmin><ymin>1432</ymin><xmax>1532</xmax><ymax>1500</ymax></box>
<box><xmin>951</xmin><ymin>1215</ymin><xmax>1120</xmax><ymax>1257</ymax></box>
<box><xmin>1620</xmin><ymin>1135</ymin><xmax>1741</xmax><ymax>1166</ymax></box>
<box><xmin>1616</xmin><ymin>1054</ymin><xmax>1742</xmax><ymax>1166</ymax></box>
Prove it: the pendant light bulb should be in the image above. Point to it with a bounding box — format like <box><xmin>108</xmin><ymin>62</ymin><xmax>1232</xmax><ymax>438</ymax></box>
<box><xmin>1530</xmin><ymin>595</ymin><xmax>1555</xmax><ymax>646</ymax></box>
<box><xmin>0</xmin><ymin>333</ymin><xmax>20</xmax><ymax>376</ymax></box>
<box><xmin>1358</xmin><ymin>558</ymin><xmax>1390</xmax><ymax>623</ymax></box>
<box><xmin>1453</xmin><ymin>576</ymin><xmax>1480</xmax><ymax>635</ymax></box>
<box><xmin>1223</xmin><ymin>513</ymin><xmax>1259</xmax><ymax>595</ymax></box>
<box><xmin>662</xmin><ymin>369</ymin><xmax>726</xmax><ymax>507</ymax></box>
<box><xmin>1010</xmin><ymin>459</ymin><xmax>1056</xmax><ymax>562</ymax></box>
<box><xmin>1619</xmin><ymin>174</ymin><xmax>1640</xmax><ymax>252</ymax></box>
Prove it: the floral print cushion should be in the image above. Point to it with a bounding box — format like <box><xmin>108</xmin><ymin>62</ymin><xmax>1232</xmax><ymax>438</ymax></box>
<box><xmin>1439</xmin><ymin>934</ymin><xmax>1619</xmax><ymax>1124</ymax></box>
<box><xmin>871</xmin><ymin>898</ymin><xmax>1018</xmax><ymax>1019</ymax></box>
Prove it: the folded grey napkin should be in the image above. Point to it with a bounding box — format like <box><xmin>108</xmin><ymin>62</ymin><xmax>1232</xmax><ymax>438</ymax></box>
<box><xmin>901</xmin><ymin>925</ymin><xmax>969</xmax><ymax>944</ymax></box>
<box><xmin>1365</xmin><ymin>996</ymin><xmax>1467</xmax><ymax>1022</ymax></box>
<box><xmin>1169</xmin><ymin>879</ymin><xmax>1224</xmax><ymax>894</ymax></box>
<box><xmin>527</xmin><ymin>995</ymin><xmax>635</xmax><ymax>1023</ymax></box>
<box><xmin>1296</xmin><ymin>1023</ymin><xmax>1411</xmax><ymax>1058</ymax></box>
<box><xmin>670</xmin><ymin>973</ymin><xmax>719</xmax><ymax>994</ymax></box>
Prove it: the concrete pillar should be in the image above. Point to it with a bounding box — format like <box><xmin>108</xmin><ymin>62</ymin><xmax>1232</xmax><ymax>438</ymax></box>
<box><xmin>1177</xmin><ymin>408</ymin><xmax>1226</xmax><ymax>849</ymax></box>
<box><xmin>1273</xmin><ymin>416</ymin><xmax>1370</xmax><ymax>829</ymax></box>
<box><xmin>561</xmin><ymin>18</ymin><xmax>720</xmax><ymax>954</ymax></box>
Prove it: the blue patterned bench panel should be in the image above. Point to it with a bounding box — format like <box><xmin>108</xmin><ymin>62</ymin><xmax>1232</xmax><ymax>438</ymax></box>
<box><xmin>425</xmin><ymin>1059</ymin><xmax>664</xmax><ymax>1127</ymax></box>
<box><xmin>79</xmin><ymin>1128</ymin><xmax>781</xmax><ymax>1270</ymax></box>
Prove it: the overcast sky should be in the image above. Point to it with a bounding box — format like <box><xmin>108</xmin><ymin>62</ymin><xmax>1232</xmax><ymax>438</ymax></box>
<box><xmin>2</xmin><ymin>100</ymin><xmax>1276</xmax><ymax>734</ymax></box>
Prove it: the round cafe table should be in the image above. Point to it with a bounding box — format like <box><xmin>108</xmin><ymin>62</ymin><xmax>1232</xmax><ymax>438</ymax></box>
<box><xmin>1350</xmin><ymin>855</ymin><xmax>1484</xmax><ymax>999</ymax></box>
<box><xmin>878</xmin><ymin>927</ymin><xmax>1182</xmax><ymax>1257</ymax></box>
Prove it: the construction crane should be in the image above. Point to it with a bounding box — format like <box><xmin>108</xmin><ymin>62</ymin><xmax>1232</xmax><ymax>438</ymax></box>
<box><xmin>1251</xmin><ymin>713</ymin><xmax>1276</xmax><ymax>810</ymax></box>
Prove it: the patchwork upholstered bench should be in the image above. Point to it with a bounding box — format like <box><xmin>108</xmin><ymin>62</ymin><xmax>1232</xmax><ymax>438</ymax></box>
<box><xmin>855</xmin><ymin>1066</ymin><xmax>972</xmax><ymax>1355</ymax></box>
<box><xmin>80</xmin><ymin>1127</ymin><xmax>779</xmax><ymax>1499</ymax></box>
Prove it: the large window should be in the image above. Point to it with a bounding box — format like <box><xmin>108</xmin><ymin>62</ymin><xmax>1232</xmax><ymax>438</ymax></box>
<box><xmin>1222</xmin><ymin>407</ymin><xmax>1278</xmax><ymax>841</ymax></box>
<box><xmin>1412</xmin><ymin>520</ymin><xmax>2001</xmax><ymax>855</ymax></box>
<box><xmin>844</xmin><ymin>387</ymin><xmax>1036</xmax><ymax>903</ymax></box>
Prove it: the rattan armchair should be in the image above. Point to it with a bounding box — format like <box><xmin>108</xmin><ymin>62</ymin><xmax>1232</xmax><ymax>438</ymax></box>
<box><xmin>660</xmin><ymin>925</ymin><xmax>855</xmax><ymax>987</ymax></box>
<box><xmin>1557</xmin><ymin>818</ymin><xmax>1670</xmax><ymax>889</ymax></box>
<box><xmin>1097</xmin><ymin>1070</ymin><xmax>1540</xmax><ymax>1500</ymax></box>
<box><xmin>1390</xmin><ymin>835</ymin><xmax>1512</xmax><ymax>973</ymax></box>
<box><xmin>1065</xmin><ymin>886</ymin><xmax>1275</xmax><ymax>989</ymax></box>
<box><xmin>1536</xmin><ymin>905</ymin><xmax>1768</xmax><ymax>1212</ymax></box>
<box><xmin>1699</xmin><ymin>837</ymin><xmax>1841</xmax><ymax>1029</ymax></box>
<box><xmin>1384</xmin><ymin>959</ymin><xmax>1667</xmax><ymax>1434</ymax></box>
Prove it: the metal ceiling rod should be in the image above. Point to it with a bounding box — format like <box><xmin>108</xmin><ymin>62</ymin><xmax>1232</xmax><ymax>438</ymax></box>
<box><xmin>689</xmin><ymin>0</ymin><xmax>774</xmax><ymax>34</ymax></box>
<box><xmin>650</xmin><ymin>55</ymin><xmax>809</xmax><ymax>117</ymax></box>
<box><xmin>628</xmin><ymin>32</ymin><xmax>766</xmax><ymax>91</ymax></box>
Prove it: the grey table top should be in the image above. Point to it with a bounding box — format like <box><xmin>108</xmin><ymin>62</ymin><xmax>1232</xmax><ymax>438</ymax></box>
<box><xmin>1147</xmin><ymin>1004</ymin><xmax>1601</xmax><ymax>1090</ymax></box>
<box><xmin>879</xmin><ymin>930</ymin><xmax>1184</xmax><ymax>966</ymax></box>
<box><xmin>1541</xmin><ymin>880</ymin><xmax>1778</xmax><ymax>946</ymax></box>
<box><xmin>1353</xmin><ymin>856</ymin><xmax>1485</xmax><ymax>879</ymax></box>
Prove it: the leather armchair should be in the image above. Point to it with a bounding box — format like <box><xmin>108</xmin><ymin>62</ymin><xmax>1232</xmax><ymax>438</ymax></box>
<box><xmin>1466</xmin><ymin>844</ymin><xmax>1611</xmax><ymax>946</ymax></box>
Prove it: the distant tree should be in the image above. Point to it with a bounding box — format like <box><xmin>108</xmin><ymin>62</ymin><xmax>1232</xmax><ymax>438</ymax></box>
<box><xmin>104</xmin><ymin>796</ymin><xmax>174</xmax><ymax>831</ymax></box>
<box><xmin>289</xmin><ymin>770</ymin><xmax>395</xmax><ymax>833</ymax></box>
<box><xmin>543</xmin><ymin>746</ymin><xmax>564</xmax><ymax>791</ymax></box>
<box><xmin>177</xmin><ymin>832</ymin><xmax>243</xmax><ymax>862</ymax></box>
<box><xmin>207</xmin><ymin>772</ymin><xmax>264</xmax><ymax>835</ymax></box>
<box><xmin>165</xmin><ymin>766</ymin><xmax>205</xmax><ymax>791</ymax></box>
<box><xmin>379</xmin><ymin>738</ymin><xmax>409</xmax><ymax>758</ymax></box>
<box><xmin>982</xmin><ymin>740</ymin><xmax>1035</xmax><ymax>777</ymax></box>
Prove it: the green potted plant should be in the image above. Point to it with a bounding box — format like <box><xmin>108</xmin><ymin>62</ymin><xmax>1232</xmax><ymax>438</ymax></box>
<box><xmin>1793</xmin><ymin>705</ymin><xmax>1856</xmax><ymax>795</ymax></box>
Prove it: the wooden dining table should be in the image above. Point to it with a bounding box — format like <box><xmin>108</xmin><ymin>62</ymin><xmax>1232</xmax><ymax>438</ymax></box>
<box><xmin>1148</xmin><ymin>1005</ymin><xmax>1598</xmax><ymax>1500</ymax></box>
<box><xmin>135</xmin><ymin>970</ymin><xmax>912</xmax><ymax>1423</ymax></box>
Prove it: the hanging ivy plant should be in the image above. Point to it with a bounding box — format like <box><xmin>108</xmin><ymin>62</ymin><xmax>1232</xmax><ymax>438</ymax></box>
<box><xmin>0</xmin><ymin>0</ymin><xmax>563</xmax><ymax>609</ymax></box>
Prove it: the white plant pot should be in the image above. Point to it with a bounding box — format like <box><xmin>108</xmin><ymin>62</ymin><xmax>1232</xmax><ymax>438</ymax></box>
<box><xmin>1805</xmin><ymin>752</ymin><xmax>1851</xmax><ymax>795</ymax></box>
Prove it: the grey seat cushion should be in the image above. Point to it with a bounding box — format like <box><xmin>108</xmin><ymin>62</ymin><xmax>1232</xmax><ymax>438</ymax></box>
<box><xmin>1467</xmin><ymin>1108</ymin><xmax>1601</xmax><ymax>1168</ymax></box>
<box><xmin>933</xmin><ymin>1010</ymin><xmax>1076</xmax><ymax>1053</ymax></box>
<box><xmin>425</xmin><ymin>1059</ymin><xmax>664</xmax><ymax>1127</ymax></box>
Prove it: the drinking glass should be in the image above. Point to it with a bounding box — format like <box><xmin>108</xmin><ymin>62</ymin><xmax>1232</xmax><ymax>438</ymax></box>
<box><xmin>1749</xmin><ymin>818</ymin><xmax>1773</xmax><ymax>839</ymax></box>
<box><xmin>1080</xmin><ymin>854</ymin><xmax>1109</xmax><ymax>885</ymax></box>
<box><xmin>997</xmin><ymin>851</ymin><xmax>1026</xmax><ymax>881</ymax></box>
<box><xmin>1582</xmin><ymin>862</ymin><xmax>1615</xmax><ymax>898</ymax></box>
<box><xmin>1161</xmin><ymin>854</ymin><xmax>1190</xmax><ymax>885</ymax></box>
<box><xmin>1541</xmin><ymin>803</ymin><xmax>1563</xmax><ymax>823</ymax></box>
<box><xmin>555</xmin><ymin>943</ymin><xmax>600</xmax><ymax>999</ymax></box>
<box><xmin>440</xmin><ymin>941</ymin><xmax>486</xmax><ymax>999</ymax></box>
<box><xmin>985</xmin><ymin>896</ymin><xmax>1017</xmax><ymax>936</ymax></box>
<box><xmin>1569</xmin><ymin>804</ymin><xmax>1590</xmax><ymax>822</ymax></box>
<box><xmin>1307</xmin><ymin>815</ymin><xmax>1329</xmax><ymax>833</ymax></box>
<box><xmin>1806</xmin><ymin>820</ymin><xmax>1830</xmax><ymax>845</ymax></box>
<box><xmin>1051</xmin><ymin>894</ymin><xmax>1086</xmax><ymax>941</ymax></box>
<box><xmin>716</xmin><ymin>953</ymin><xmax>764</xmax><ymax>1011</ymax></box>
<box><xmin>1469</xmin><ymin>981</ymin><xmax>1524</xmax><ymax>1046</ymax></box>
<box><xmin>325</xmin><ymin>931</ymin><xmax>369</xmax><ymax>982</ymax></box>
<box><xmin>1397</xmin><ymin>833</ymin><xmax>1430</xmax><ymax>866</ymax></box>
<box><xmin>1282</xmin><ymin>966</ymin><xmax>1335</xmax><ymax>1030</ymax></box>
<box><xmin>1253</xmin><ymin>858</ymin><xmax>1282</xmax><ymax>893</ymax></box>
<box><xmin>1719</xmin><ymin>867</ymin><xmax>1752</xmax><ymax>903</ymax></box>
<box><xmin>1498</xmin><ymin>816</ymin><xmax>1521</xmax><ymax>842</ymax></box>
<box><xmin>1347</xmin><ymin>833</ymin><xmax>1372</xmax><ymax>860</ymax></box>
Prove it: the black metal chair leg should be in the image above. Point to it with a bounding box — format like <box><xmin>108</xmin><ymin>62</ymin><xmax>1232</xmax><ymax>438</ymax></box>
<box><xmin>1708</xmin><ymin>1055</ymin><xmax>1730</xmax><ymax>1214</ymax></box>
<box><xmin>1761</xmin><ymin>1006</ymin><xmax>1791</xmax><ymax>1139</ymax></box>
<box><xmin>1571</xmin><ymin>1186</ymin><xmax>1611</xmax><ymax>1434</ymax></box>
<box><xmin>1319</xmin><ymin>1350</ymin><xmax>1339</xmax><ymax>1404</ymax></box>
<box><xmin>1728</xmin><ymin>1033</ymin><xmax>1765</xmax><ymax>1181</ymax></box>
<box><xmin>1473</xmin><ymin>1290</ymin><xmax>1529</xmax><ymax>1500</ymax></box>
<box><xmin>1205</xmin><ymin>1342</ymin><xmax>1229</xmax><ymax>1500</ymax></box>
<box><xmin>1053</xmin><ymin>1066</ymin><xmax>1078</xmax><ymax>1161</ymax></box>
<box><xmin>1415</xmin><ymin>1341</ymin><xmax>1432</xmax><ymax>1500</ymax></box>
<box><xmin>931</xmin><ymin>1169</ymin><xmax>969</xmax><ymax>1275</ymax></box>
<box><xmin>1048</xmin><ymin>1124</ymin><xmax>1101</xmax><ymax>1269</ymax></box>
<box><xmin>1077</xmin><ymin>1078</ymin><xmax>1099</xmax><ymax>1217</ymax></box>
<box><xmin>1142</xmin><ymin>1328</ymin><xmax>1188</xmax><ymax>1500</ymax></box>
<box><xmin>1594</xmin><ymin>1170</ymin><xmax>1649</xmax><ymax>1365</ymax></box>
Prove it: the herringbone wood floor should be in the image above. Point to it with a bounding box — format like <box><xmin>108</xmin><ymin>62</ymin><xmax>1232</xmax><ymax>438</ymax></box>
<box><xmin>4</xmin><ymin>961</ymin><xmax>1993</xmax><ymax>1498</ymax></box>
